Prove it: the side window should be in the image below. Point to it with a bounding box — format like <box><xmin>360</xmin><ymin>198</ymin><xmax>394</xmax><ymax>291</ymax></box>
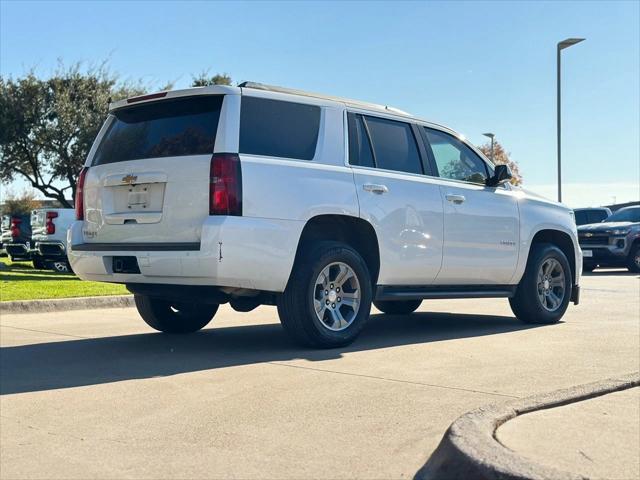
<box><xmin>363</xmin><ymin>116</ymin><xmax>423</xmax><ymax>175</ymax></box>
<box><xmin>239</xmin><ymin>97</ymin><xmax>320</xmax><ymax>160</ymax></box>
<box><xmin>347</xmin><ymin>113</ymin><xmax>375</xmax><ymax>168</ymax></box>
<box><xmin>424</xmin><ymin>128</ymin><xmax>488</xmax><ymax>184</ymax></box>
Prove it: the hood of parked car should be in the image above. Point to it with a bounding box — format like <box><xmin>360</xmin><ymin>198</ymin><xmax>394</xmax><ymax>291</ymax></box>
<box><xmin>578</xmin><ymin>221</ymin><xmax>638</xmax><ymax>233</ymax></box>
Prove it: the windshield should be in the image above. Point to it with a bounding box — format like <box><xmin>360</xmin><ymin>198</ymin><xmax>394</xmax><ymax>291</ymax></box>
<box><xmin>575</xmin><ymin>209</ymin><xmax>610</xmax><ymax>225</ymax></box>
<box><xmin>605</xmin><ymin>207</ymin><xmax>640</xmax><ymax>223</ymax></box>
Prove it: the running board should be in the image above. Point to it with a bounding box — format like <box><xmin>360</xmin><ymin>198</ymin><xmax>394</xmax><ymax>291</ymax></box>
<box><xmin>375</xmin><ymin>285</ymin><xmax>517</xmax><ymax>301</ymax></box>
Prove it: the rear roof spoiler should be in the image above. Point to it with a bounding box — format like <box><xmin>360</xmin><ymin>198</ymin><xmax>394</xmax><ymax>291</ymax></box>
<box><xmin>109</xmin><ymin>85</ymin><xmax>240</xmax><ymax>112</ymax></box>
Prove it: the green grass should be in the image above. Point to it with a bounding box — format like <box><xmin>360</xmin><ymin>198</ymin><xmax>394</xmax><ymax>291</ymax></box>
<box><xmin>0</xmin><ymin>256</ymin><xmax>128</xmax><ymax>302</ymax></box>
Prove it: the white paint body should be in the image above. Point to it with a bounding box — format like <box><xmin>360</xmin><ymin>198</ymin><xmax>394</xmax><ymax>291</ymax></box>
<box><xmin>31</xmin><ymin>208</ymin><xmax>75</xmax><ymax>255</ymax></box>
<box><xmin>68</xmin><ymin>85</ymin><xmax>582</xmax><ymax>293</ymax></box>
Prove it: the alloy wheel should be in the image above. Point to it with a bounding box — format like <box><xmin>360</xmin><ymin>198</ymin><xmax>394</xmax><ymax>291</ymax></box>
<box><xmin>313</xmin><ymin>262</ymin><xmax>361</xmax><ymax>331</ymax></box>
<box><xmin>537</xmin><ymin>258</ymin><xmax>566</xmax><ymax>311</ymax></box>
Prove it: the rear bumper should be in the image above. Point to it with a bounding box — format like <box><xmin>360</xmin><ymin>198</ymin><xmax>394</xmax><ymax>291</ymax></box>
<box><xmin>67</xmin><ymin>217</ymin><xmax>304</xmax><ymax>292</ymax></box>
<box><xmin>34</xmin><ymin>241</ymin><xmax>67</xmax><ymax>260</ymax></box>
<box><xmin>5</xmin><ymin>243</ymin><xmax>31</xmax><ymax>259</ymax></box>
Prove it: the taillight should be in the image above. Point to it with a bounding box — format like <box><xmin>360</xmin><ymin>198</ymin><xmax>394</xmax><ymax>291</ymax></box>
<box><xmin>75</xmin><ymin>167</ymin><xmax>89</xmax><ymax>220</ymax></box>
<box><xmin>10</xmin><ymin>217</ymin><xmax>21</xmax><ymax>239</ymax></box>
<box><xmin>46</xmin><ymin>211</ymin><xmax>58</xmax><ymax>234</ymax></box>
<box><xmin>209</xmin><ymin>153</ymin><xmax>242</xmax><ymax>216</ymax></box>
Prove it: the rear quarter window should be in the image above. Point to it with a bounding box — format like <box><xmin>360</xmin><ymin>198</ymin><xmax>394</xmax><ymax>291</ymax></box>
<box><xmin>92</xmin><ymin>96</ymin><xmax>223</xmax><ymax>165</ymax></box>
<box><xmin>239</xmin><ymin>97</ymin><xmax>320</xmax><ymax>160</ymax></box>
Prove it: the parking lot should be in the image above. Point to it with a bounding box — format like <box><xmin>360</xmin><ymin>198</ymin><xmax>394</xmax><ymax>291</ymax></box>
<box><xmin>1</xmin><ymin>271</ymin><xmax>638</xmax><ymax>479</ymax></box>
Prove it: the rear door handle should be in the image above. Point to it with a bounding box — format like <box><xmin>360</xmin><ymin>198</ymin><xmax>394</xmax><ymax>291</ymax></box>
<box><xmin>445</xmin><ymin>194</ymin><xmax>466</xmax><ymax>204</ymax></box>
<box><xmin>363</xmin><ymin>183</ymin><xmax>388</xmax><ymax>194</ymax></box>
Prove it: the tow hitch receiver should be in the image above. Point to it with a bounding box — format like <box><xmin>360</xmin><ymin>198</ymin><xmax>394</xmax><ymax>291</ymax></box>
<box><xmin>113</xmin><ymin>256</ymin><xmax>140</xmax><ymax>274</ymax></box>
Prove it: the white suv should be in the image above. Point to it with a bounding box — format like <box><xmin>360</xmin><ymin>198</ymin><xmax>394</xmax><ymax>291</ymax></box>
<box><xmin>69</xmin><ymin>82</ymin><xmax>581</xmax><ymax>348</ymax></box>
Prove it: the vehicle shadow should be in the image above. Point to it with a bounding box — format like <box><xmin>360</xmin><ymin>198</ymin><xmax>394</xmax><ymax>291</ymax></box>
<box><xmin>0</xmin><ymin>311</ymin><xmax>546</xmax><ymax>395</ymax></box>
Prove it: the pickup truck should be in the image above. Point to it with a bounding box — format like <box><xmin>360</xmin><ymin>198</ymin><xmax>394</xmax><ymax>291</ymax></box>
<box><xmin>578</xmin><ymin>206</ymin><xmax>640</xmax><ymax>272</ymax></box>
<box><xmin>1</xmin><ymin>214</ymin><xmax>33</xmax><ymax>262</ymax></box>
<box><xmin>31</xmin><ymin>208</ymin><xmax>75</xmax><ymax>272</ymax></box>
<box><xmin>68</xmin><ymin>82</ymin><xmax>581</xmax><ymax>348</ymax></box>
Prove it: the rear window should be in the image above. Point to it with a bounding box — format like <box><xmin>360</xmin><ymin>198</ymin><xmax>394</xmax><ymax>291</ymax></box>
<box><xmin>92</xmin><ymin>96</ymin><xmax>223</xmax><ymax>165</ymax></box>
<box><xmin>239</xmin><ymin>97</ymin><xmax>320</xmax><ymax>160</ymax></box>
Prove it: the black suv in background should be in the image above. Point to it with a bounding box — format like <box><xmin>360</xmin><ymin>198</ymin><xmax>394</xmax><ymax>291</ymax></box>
<box><xmin>574</xmin><ymin>207</ymin><xmax>611</xmax><ymax>226</ymax></box>
<box><xmin>578</xmin><ymin>206</ymin><xmax>640</xmax><ymax>272</ymax></box>
<box><xmin>1</xmin><ymin>214</ymin><xmax>33</xmax><ymax>262</ymax></box>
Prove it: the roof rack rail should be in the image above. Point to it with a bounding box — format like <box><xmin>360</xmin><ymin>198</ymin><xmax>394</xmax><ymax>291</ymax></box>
<box><xmin>238</xmin><ymin>81</ymin><xmax>411</xmax><ymax>116</ymax></box>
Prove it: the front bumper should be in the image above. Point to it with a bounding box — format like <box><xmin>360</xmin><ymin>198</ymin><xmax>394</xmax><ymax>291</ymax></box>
<box><xmin>580</xmin><ymin>244</ymin><xmax>628</xmax><ymax>266</ymax></box>
<box><xmin>578</xmin><ymin>232</ymin><xmax>630</xmax><ymax>266</ymax></box>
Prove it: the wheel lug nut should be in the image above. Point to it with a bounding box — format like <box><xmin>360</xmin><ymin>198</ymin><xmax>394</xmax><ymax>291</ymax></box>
<box><xmin>325</xmin><ymin>290</ymin><xmax>328</xmax><ymax>295</ymax></box>
<box><xmin>326</xmin><ymin>300</ymin><xmax>329</xmax><ymax>305</ymax></box>
<box><xmin>332</xmin><ymin>303</ymin><xmax>336</xmax><ymax>308</ymax></box>
<box><xmin>330</xmin><ymin>284</ymin><xmax>334</xmax><ymax>289</ymax></box>
<box><xmin>336</xmin><ymin>287</ymin><xmax>340</xmax><ymax>292</ymax></box>
<box><xmin>337</xmin><ymin>297</ymin><xmax>341</xmax><ymax>302</ymax></box>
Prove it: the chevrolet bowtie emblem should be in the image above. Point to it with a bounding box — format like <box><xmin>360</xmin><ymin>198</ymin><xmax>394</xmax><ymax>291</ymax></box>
<box><xmin>122</xmin><ymin>174</ymin><xmax>138</xmax><ymax>184</ymax></box>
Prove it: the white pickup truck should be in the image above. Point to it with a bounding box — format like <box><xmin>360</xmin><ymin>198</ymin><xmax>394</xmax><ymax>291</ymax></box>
<box><xmin>31</xmin><ymin>208</ymin><xmax>75</xmax><ymax>272</ymax></box>
<box><xmin>69</xmin><ymin>82</ymin><xmax>581</xmax><ymax>348</ymax></box>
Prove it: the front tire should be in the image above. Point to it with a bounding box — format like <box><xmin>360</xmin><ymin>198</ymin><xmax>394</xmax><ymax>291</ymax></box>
<box><xmin>134</xmin><ymin>295</ymin><xmax>218</xmax><ymax>333</ymax></box>
<box><xmin>510</xmin><ymin>243</ymin><xmax>572</xmax><ymax>324</ymax></box>
<box><xmin>627</xmin><ymin>244</ymin><xmax>640</xmax><ymax>273</ymax></box>
<box><xmin>277</xmin><ymin>241</ymin><xmax>373</xmax><ymax>348</ymax></box>
<box><xmin>374</xmin><ymin>299</ymin><xmax>422</xmax><ymax>315</ymax></box>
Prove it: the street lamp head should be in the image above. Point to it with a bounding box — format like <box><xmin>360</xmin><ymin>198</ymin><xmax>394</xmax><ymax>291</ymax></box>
<box><xmin>483</xmin><ymin>133</ymin><xmax>495</xmax><ymax>139</ymax></box>
<box><xmin>558</xmin><ymin>38</ymin><xmax>585</xmax><ymax>50</ymax></box>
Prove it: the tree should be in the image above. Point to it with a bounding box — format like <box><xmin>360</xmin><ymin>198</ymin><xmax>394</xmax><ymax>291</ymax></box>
<box><xmin>0</xmin><ymin>190</ymin><xmax>41</xmax><ymax>216</ymax></box>
<box><xmin>478</xmin><ymin>140</ymin><xmax>523</xmax><ymax>185</ymax></box>
<box><xmin>0</xmin><ymin>64</ymin><xmax>146</xmax><ymax>207</ymax></box>
<box><xmin>191</xmin><ymin>71</ymin><xmax>232</xmax><ymax>87</ymax></box>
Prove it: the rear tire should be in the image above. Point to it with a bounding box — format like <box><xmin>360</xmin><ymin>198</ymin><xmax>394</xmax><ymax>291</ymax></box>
<box><xmin>50</xmin><ymin>260</ymin><xmax>69</xmax><ymax>273</ymax></box>
<box><xmin>277</xmin><ymin>241</ymin><xmax>372</xmax><ymax>348</ymax></box>
<box><xmin>510</xmin><ymin>243</ymin><xmax>572</xmax><ymax>324</ymax></box>
<box><xmin>134</xmin><ymin>295</ymin><xmax>218</xmax><ymax>333</ymax></box>
<box><xmin>373</xmin><ymin>299</ymin><xmax>422</xmax><ymax>315</ymax></box>
<box><xmin>32</xmin><ymin>257</ymin><xmax>46</xmax><ymax>270</ymax></box>
<box><xmin>627</xmin><ymin>244</ymin><xmax>640</xmax><ymax>273</ymax></box>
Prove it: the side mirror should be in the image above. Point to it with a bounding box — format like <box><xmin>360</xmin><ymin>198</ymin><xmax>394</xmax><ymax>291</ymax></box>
<box><xmin>486</xmin><ymin>164</ymin><xmax>512</xmax><ymax>187</ymax></box>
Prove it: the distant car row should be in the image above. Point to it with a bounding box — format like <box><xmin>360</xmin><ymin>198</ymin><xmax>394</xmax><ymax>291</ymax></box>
<box><xmin>1</xmin><ymin>208</ymin><xmax>75</xmax><ymax>272</ymax></box>
<box><xmin>574</xmin><ymin>206</ymin><xmax>640</xmax><ymax>272</ymax></box>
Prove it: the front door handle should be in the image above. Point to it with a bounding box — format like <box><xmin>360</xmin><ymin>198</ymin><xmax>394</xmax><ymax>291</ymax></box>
<box><xmin>445</xmin><ymin>193</ymin><xmax>466</xmax><ymax>204</ymax></box>
<box><xmin>363</xmin><ymin>183</ymin><xmax>389</xmax><ymax>194</ymax></box>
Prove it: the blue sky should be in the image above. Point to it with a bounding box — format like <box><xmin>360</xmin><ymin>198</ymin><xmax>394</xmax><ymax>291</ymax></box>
<box><xmin>1</xmin><ymin>0</ymin><xmax>639</xmax><ymax>207</ymax></box>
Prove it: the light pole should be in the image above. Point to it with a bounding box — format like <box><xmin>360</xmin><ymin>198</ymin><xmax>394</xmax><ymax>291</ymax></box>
<box><xmin>483</xmin><ymin>133</ymin><xmax>495</xmax><ymax>162</ymax></box>
<box><xmin>557</xmin><ymin>37</ymin><xmax>585</xmax><ymax>203</ymax></box>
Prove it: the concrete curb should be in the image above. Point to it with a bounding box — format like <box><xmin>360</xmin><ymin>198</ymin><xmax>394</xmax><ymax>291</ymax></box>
<box><xmin>0</xmin><ymin>295</ymin><xmax>134</xmax><ymax>314</ymax></box>
<box><xmin>415</xmin><ymin>372</ymin><xmax>640</xmax><ymax>480</ymax></box>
